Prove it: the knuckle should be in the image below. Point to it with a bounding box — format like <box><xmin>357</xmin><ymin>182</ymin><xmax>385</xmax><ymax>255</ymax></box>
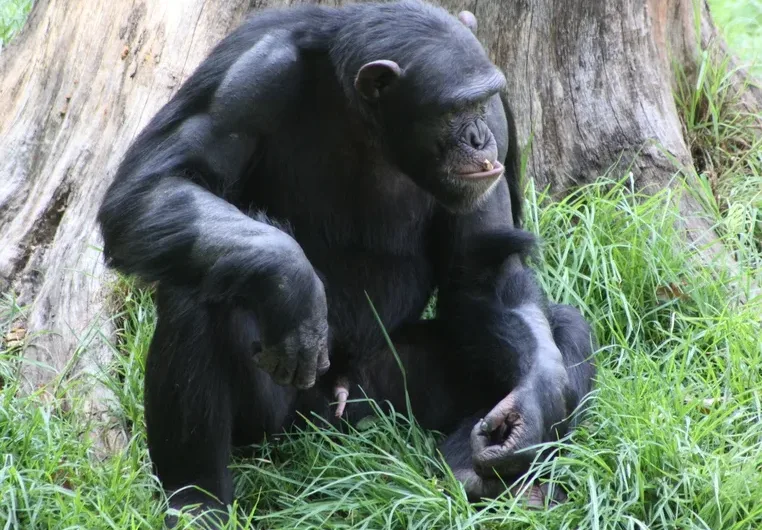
<box><xmin>295</xmin><ymin>377</ymin><xmax>316</xmax><ymax>390</ymax></box>
<box><xmin>317</xmin><ymin>359</ymin><xmax>330</xmax><ymax>373</ymax></box>
<box><xmin>506</xmin><ymin>411</ymin><xmax>521</xmax><ymax>425</ymax></box>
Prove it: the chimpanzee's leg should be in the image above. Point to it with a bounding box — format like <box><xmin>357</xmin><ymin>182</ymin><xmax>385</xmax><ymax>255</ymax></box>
<box><xmin>328</xmin><ymin>304</ymin><xmax>595</xmax><ymax>503</ymax></box>
<box><xmin>440</xmin><ymin>303</ymin><xmax>596</xmax><ymax>503</ymax></box>
<box><xmin>548</xmin><ymin>303</ymin><xmax>597</xmax><ymax>424</ymax></box>
<box><xmin>302</xmin><ymin>319</ymin><xmax>480</xmax><ymax>432</ymax></box>
<box><xmin>145</xmin><ymin>287</ymin><xmax>296</xmax><ymax>529</ymax></box>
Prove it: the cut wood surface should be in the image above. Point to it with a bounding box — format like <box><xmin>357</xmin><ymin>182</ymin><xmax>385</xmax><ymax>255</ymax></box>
<box><xmin>0</xmin><ymin>0</ymin><xmax>754</xmax><ymax>451</ymax></box>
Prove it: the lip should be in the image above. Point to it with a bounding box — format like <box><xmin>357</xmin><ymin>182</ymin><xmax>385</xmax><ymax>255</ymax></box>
<box><xmin>457</xmin><ymin>161</ymin><xmax>505</xmax><ymax>180</ymax></box>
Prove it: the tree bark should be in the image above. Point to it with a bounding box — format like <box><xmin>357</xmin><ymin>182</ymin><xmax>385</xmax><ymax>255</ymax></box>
<box><xmin>651</xmin><ymin>0</ymin><xmax>762</xmax><ymax>127</ymax></box>
<box><xmin>0</xmin><ymin>0</ymin><xmax>259</xmax><ymax>453</ymax></box>
<box><xmin>0</xmin><ymin>0</ymin><xmax>752</xmax><ymax>446</ymax></box>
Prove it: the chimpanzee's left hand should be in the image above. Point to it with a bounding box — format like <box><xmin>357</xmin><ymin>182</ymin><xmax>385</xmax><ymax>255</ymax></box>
<box><xmin>463</xmin><ymin>362</ymin><xmax>571</xmax><ymax>504</ymax></box>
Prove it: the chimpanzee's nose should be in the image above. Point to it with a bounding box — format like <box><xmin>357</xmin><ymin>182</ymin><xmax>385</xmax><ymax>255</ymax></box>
<box><xmin>466</xmin><ymin>120</ymin><xmax>489</xmax><ymax>150</ymax></box>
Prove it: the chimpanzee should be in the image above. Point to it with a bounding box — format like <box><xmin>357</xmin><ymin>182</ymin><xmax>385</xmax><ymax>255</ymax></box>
<box><xmin>97</xmin><ymin>1</ymin><xmax>596</xmax><ymax>526</ymax></box>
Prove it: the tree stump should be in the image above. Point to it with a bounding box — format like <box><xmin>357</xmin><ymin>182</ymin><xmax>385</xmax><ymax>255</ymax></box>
<box><xmin>0</xmin><ymin>0</ymin><xmax>259</xmax><ymax>453</ymax></box>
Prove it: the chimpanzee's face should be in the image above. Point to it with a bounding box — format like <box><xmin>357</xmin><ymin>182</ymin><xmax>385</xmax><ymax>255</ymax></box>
<box><xmin>389</xmin><ymin>98</ymin><xmax>505</xmax><ymax>212</ymax></box>
<box><xmin>353</xmin><ymin>52</ymin><xmax>507</xmax><ymax>213</ymax></box>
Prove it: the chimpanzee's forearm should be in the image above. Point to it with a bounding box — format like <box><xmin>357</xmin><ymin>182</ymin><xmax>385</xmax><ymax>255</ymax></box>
<box><xmin>437</xmin><ymin>256</ymin><xmax>563</xmax><ymax>394</ymax></box>
<box><xmin>98</xmin><ymin>172</ymin><xmax>321</xmax><ymax>341</ymax></box>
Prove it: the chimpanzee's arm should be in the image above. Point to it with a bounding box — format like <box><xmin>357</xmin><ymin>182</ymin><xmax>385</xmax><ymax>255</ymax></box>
<box><xmin>433</xmin><ymin>178</ymin><xmax>574</xmax><ymax>481</ymax></box>
<box><xmin>434</xmin><ymin>180</ymin><xmax>566</xmax><ymax>397</ymax></box>
<box><xmin>434</xmin><ymin>88</ymin><xmax>565</xmax><ymax>403</ymax></box>
<box><xmin>97</xmin><ymin>31</ymin><xmax>329</xmax><ymax>389</ymax></box>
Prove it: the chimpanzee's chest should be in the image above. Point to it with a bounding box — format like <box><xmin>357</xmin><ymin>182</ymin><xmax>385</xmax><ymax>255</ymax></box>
<box><xmin>239</xmin><ymin>85</ymin><xmax>441</xmax><ymax>354</ymax></box>
<box><xmin>293</xmin><ymin>200</ymin><xmax>437</xmax><ymax>357</ymax></box>
<box><xmin>242</xmin><ymin>161</ymin><xmax>438</xmax><ymax>356</ymax></box>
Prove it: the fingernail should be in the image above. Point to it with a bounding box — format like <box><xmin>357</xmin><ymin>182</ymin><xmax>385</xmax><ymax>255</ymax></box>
<box><xmin>480</xmin><ymin>420</ymin><xmax>490</xmax><ymax>433</ymax></box>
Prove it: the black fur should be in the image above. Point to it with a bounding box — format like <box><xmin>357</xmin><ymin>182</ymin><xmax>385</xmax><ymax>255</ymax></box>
<box><xmin>97</xmin><ymin>1</ymin><xmax>595</xmax><ymax>526</ymax></box>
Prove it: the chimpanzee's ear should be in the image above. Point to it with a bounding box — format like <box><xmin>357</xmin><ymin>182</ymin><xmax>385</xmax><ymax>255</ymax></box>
<box><xmin>354</xmin><ymin>60</ymin><xmax>402</xmax><ymax>101</ymax></box>
<box><xmin>458</xmin><ymin>10</ymin><xmax>477</xmax><ymax>33</ymax></box>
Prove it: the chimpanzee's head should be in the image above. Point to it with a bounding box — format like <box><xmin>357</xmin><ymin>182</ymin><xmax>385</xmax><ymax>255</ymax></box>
<box><xmin>339</xmin><ymin>2</ymin><xmax>509</xmax><ymax>212</ymax></box>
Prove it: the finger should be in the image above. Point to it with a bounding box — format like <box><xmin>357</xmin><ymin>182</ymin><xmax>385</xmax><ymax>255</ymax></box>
<box><xmin>272</xmin><ymin>354</ymin><xmax>297</xmax><ymax>386</ymax></box>
<box><xmin>470</xmin><ymin>412</ymin><xmax>521</xmax><ymax>454</ymax></box>
<box><xmin>292</xmin><ymin>346</ymin><xmax>319</xmax><ymax>389</ymax></box>
<box><xmin>453</xmin><ymin>467</ymin><xmax>505</xmax><ymax>502</ymax></box>
<box><xmin>480</xmin><ymin>392</ymin><xmax>520</xmax><ymax>434</ymax></box>
<box><xmin>471</xmin><ymin>418</ymin><xmax>539</xmax><ymax>477</ymax></box>
<box><xmin>471</xmin><ymin>419</ymin><xmax>491</xmax><ymax>453</ymax></box>
<box><xmin>500</xmin><ymin>414</ymin><xmax>532</xmax><ymax>452</ymax></box>
<box><xmin>316</xmin><ymin>346</ymin><xmax>330</xmax><ymax>376</ymax></box>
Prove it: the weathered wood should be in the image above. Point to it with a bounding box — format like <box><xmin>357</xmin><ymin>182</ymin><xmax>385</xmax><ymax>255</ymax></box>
<box><xmin>0</xmin><ymin>0</ymin><xmax>259</xmax><ymax>453</ymax></box>
<box><xmin>650</xmin><ymin>0</ymin><xmax>762</xmax><ymax>126</ymax></box>
<box><xmin>0</xmin><ymin>0</ymin><xmax>753</xmax><ymax>449</ymax></box>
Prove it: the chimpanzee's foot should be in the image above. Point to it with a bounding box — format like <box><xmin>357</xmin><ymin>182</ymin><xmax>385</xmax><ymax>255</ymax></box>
<box><xmin>454</xmin><ymin>466</ymin><xmax>567</xmax><ymax>507</ymax></box>
<box><xmin>509</xmin><ymin>481</ymin><xmax>567</xmax><ymax>508</ymax></box>
<box><xmin>165</xmin><ymin>489</ymin><xmax>229</xmax><ymax>529</ymax></box>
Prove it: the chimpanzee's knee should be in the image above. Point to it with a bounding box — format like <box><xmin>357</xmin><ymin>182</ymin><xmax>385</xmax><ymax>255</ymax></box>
<box><xmin>548</xmin><ymin>304</ymin><xmax>596</xmax><ymax>415</ymax></box>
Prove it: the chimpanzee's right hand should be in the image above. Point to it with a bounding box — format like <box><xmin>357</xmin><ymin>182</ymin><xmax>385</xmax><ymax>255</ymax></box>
<box><xmin>252</xmin><ymin>254</ymin><xmax>330</xmax><ymax>390</ymax></box>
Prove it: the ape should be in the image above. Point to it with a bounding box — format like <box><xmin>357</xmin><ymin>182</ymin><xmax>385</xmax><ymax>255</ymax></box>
<box><xmin>97</xmin><ymin>0</ymin><xmax>595</xmax><ymax>526</ymax></box>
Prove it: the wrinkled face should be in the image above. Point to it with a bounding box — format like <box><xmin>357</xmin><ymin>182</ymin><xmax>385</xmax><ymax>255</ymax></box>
<box><xmin>398</xmin><ymin>97</ymin><xmax>505</xmax><ymax>212</ymax></box>
<box><xmin>353</xmin><ymin>39</ymin><xmax>507</xmax><ymax>212</ymax></box>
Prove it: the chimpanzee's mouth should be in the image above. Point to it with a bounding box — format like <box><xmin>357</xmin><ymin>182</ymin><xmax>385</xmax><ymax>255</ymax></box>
<box><xmin>457</xmin><ymin>160</ymin><xmax>504</xmax><ymax>180</ymax></box>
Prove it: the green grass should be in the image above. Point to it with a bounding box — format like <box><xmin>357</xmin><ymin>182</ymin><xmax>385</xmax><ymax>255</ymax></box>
<box><xmin>2</xmin><ymin>175</ymin><xmax>761</xmax><ymax>529</ymax></box>
<box><xmin>0</xmin><ymin>0</ymin><xmax>32</xmax><ymax>46</ymax></box>
<box><xmin>708</xmin><ymin>0</ymin><xmax>762</xmax><ymax>77</ymax></box>
<box><xmin>2</xmin><ymin>0</ymin><xmax>762</xmax><ymax>529</ymax></box>
<box><xmin>673</xmin><ymin>11</ymin><xmax>762</xmax><ymax>255</ymax></box>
